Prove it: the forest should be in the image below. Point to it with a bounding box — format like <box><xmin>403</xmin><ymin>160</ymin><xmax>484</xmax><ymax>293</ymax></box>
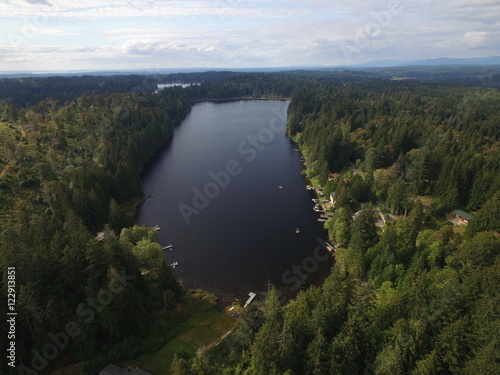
<box><xmin>0</xmin><ymin>70</ymin><xmax>499</xmax><ymax>375</ymax></box>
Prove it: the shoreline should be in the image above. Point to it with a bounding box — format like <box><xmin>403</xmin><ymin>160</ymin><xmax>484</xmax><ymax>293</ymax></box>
<box><xmin>192</xmin><ymin>96</ymin><xmax>290</xmax><ymax>104</ymax></box>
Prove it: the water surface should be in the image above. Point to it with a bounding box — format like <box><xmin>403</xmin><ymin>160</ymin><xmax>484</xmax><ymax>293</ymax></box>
<box><xmin>136</xmin><ymin>100</ymin><xmax>330</xmax><ymax>300</ymax></box>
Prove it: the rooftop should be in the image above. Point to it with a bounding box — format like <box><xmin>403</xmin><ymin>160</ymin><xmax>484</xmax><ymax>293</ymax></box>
<box><xmin>451</xmin><ymin>210</ymin><xmax>473</xmax><ymax>221</ymax></box>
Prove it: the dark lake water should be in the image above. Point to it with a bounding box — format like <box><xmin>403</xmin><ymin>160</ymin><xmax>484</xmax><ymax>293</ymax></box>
<box><xmin>136</xmin><ymin>100</ymin><xmax>331</xmax><ymax>302</ymax></box>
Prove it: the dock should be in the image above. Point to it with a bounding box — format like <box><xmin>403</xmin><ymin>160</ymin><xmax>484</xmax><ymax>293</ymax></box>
<box><xmin>244</xmin><ymin>292</ymin><xmax>257</xmax><ymax>308</ymax></box>
<box><xmin>324</xmin><ymin>241</ymin><xmax>335</xmax><ymax>252</ymax></box>
<box><xmin>314</xmin><ymin>206</ymin><xmax>325</xmax><ymax>213</ymax></box>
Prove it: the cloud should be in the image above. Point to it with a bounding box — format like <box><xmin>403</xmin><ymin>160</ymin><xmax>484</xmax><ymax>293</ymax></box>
<box><xmin>122</xmin><ymin>39</ymin><xmax>158</xmax><ymax>55</ymax></box>
<box><xmin>463</xmin><ymin>0</ymin><xmax>500</xmax><ymax>7</ymax></box>
<box><xmin>36</xmin><ymin>28</ymin><xmax>79</xmax><ymax>36</ymax></box>
<box><xmin>0</xmin><ymin>1</ymin><xmax>310</xmax><ymax>19</ymax></box>
<box><xmin>24</xmin><ymin>0</ymin><xmax>52</xmax><ymax>5</ymax></box>
<box><xmin>462</xmin><ymin>31</ymin><xmax>491</xmax><ymax>48</ymax></box>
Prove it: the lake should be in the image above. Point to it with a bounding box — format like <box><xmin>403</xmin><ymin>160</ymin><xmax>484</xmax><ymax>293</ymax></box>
<box><xmin>136</xmin><ymin>100</ymin><xmax>331</xmax><ymax>301</ymax></box>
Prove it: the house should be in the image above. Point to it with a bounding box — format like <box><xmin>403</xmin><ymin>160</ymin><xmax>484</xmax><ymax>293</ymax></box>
<box><xmin>95</xmin><ymin>230</ymin><xmax>116</xmax><ymax>242</ymax></box>
<box><xmin>100</xmin><ymin>364</ymin><xmax>151</xmax><ymax>375</ymax></box>
<box><xmin>330</xmin><ymin>192</ymin><xmax>336</xmax><ymax>206</ymax></box>
<box><xmin>451</xmin><ymin>210</ymin><xmax>473</xmax><ymax>223</ymax></box>
<box><xmin>244</xmin><ymin>292</ymin><xmax>257</xmax><ymax>308</ymax></box>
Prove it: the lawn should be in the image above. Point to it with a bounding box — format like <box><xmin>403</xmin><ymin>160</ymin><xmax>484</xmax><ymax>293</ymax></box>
<box><xmin>179</xmin><ymin>310</ymin><xmax>236</xmax><ymax>349</ymax></box>
<box><xmin>122</xmin><ymin>338</ymin><xmax>196</xmax><ymax>375</ymax></box>
<box><xmin>119</xmin><ymin>292</ymin><xmax>237</xmax><ymax>375</ymax></box>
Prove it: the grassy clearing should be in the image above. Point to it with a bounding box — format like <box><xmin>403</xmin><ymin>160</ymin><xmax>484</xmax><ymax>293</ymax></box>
<box><xmin>179</xmin><ymin>310</ymin><xmax>235</xmax><ymax>349</ymax></box>
<box><xmin>122</xmin><ymin>338</ymin><xmax>196</xmax><ymax>375</ymax></box>
<box><xmin>119</xmin><ymin>291</ymin><xmax>237</xmax><ymax>375</ymax></box>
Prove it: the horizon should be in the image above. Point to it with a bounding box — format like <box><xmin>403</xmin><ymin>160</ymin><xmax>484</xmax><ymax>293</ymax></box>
<box><xmin>1</xmin><ymin>0</ymin><xmax>499</xmax><ymax>72</ymax></box>
<box><xmin>1</xmin><ymin>55</ymin><xmax>500</xmax><ymax>76</ymax></box>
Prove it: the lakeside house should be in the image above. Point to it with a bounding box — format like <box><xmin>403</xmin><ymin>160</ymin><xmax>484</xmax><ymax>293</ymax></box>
<box><xmin>244</xmin><ymin>292</ymin><xmax>257</xmax><ymax>308</ymax></box>
<box><xmin>330</xmin><ymin>192</ymin><xmax>336</xmax><ymax>207</ymax></box>
<box><xmin>100</xmin><ymin>364</ymin><xmax>151</xmax><ymax>375</ymax></box>
<box><xmin>451</xmin><ymin>210</ymin><xmax>473</xmax><ymax>223</ymax></box>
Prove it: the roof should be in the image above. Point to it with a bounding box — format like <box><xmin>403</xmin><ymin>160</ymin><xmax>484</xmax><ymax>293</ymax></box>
<box><xmin>244</xmin><ymin>292</ymin><xmax>257</xmax><ymax>308</ymax></box>
<box><xmin>100</xmin><ymin>364</ymin><xmax>152</xmax><ymax>375</ymax></box>
<box><xmin>452</xmin><ymin>210</ymin><xmax>473</xmax><ymax>221</ymax></box>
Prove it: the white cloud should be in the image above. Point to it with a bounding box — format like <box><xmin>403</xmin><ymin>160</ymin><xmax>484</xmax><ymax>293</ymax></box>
<box><xmin>463</xmin><ymin>30</ymin><xmax>492</xmax><ymax>47</ymax></box>
<box><xmin>0</xmin><ymin>0</ymin><xmax>310</xmax><ymax>19</ymax></box>
<box><xmin>35</xmin><ymin>27</ymin><xmax>80</xmax><ymax>36</ymax></box>
<box><xmin>24</xmin><ymin>0</ymin><xmax>52</xmax><ymax>5</ymax></box>
<box><xmin>122</xmin><ymin>39</ymin><xmax>158</xmax><ymax>55</ymax></box>
<box><xmin>463</xmin><ymin>0</ymin><xmax>500</xmax><ymax>7</ymax></box>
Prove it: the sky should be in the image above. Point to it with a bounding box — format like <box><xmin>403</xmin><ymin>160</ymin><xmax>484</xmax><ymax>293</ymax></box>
<box><xmin>0</xmin><ymin>0</ymin><xmax>499</xmax><ymax>71</ymax></box>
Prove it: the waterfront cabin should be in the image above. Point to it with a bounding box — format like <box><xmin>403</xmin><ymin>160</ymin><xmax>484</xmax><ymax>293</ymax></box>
<box><xmin>451</xmin><ymin>210</ymin><xmax>473</xmax><ymax>223</ymax></box>
<box><xmin>244</xmin><ymin>292</ymin><xmax>257</xmax><ymax>308</ymax></box>
<box><xmin>330</xmin><ymin>192</ymin><xmax>336</xmax><ymax>207</ymax></box>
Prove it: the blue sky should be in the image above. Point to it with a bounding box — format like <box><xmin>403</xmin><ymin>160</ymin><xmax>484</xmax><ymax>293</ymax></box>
<box><xmin>0</xmin><ymin>0</ymin><xmax>499</xmax><ymax>71</ymax></box>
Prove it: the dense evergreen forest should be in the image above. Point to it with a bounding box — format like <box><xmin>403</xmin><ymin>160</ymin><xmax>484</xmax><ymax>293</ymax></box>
<box><xmin>0</xmin><ymin>71</ymin><xmax>499</xmax><ymax>375</ymax></box>
<box><xmin>193</xmin><ymin>79</ymin><xmax>500</xmax><ymax>375</ymax></box>
<box><xmin>0</xmin><ymin>86</ymin><xmax>193</xmax><ymax>375</ymax></box>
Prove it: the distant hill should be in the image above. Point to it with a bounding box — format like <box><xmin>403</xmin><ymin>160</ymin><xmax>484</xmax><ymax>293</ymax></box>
<box><xmin>1</xmin><ymin>57</ymin><xmax>499</xmax><ymax>80</ymax></box>
<box><xmin>353</xmin><ymin>56</ymin><xmax>500</xmax><ymax>68</ymax></box>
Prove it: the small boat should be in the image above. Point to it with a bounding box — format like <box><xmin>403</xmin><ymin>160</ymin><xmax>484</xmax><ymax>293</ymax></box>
<box><xmin>163</xmin><ymin>244</ymin><xmax>173</xmax><ymax>250</ymax></box>
<box><xmin>153</xmin><ymin>225</ymin><xmax>160</xmax><ymax>231</ymax></box>
<box><xmin>295</xmin><ymin>228</ymin><xmax>300</xmax><ymax>234</ymax></box>
<box><xmin>313</xmin><ymin>204</ymin><xmax>323</xmax><ymax>212</ymax></box>
<box><xmin>325</xmin><ymin>242</ymin><xmax>335</xmax><ymax>252</ymax></box>
<box><xmin>279</xmin><ymin>185</ymin><xmax>283</xmax><ymax>189</ymax></box>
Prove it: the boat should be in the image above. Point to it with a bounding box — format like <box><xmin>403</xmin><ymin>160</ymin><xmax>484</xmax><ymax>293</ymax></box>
<box><xmin>279</xmin><ymin>185</ymin><xmax>283</xmax><ymax>189</ymax></box>
<box><xmin>325</xmin><ymin>241</ymin><xmax>335</xmax><ymax>252</ymax></box>
<box><xmin>163</xmin><ymin>244</ymin><xmax>173</xmax><ymax>250</ymax></box>
<box><xmin>295</xmin><ymin>228</ymin><xmax>300</xmax><ymax>234</ymax></box>
<box><xmin>313</xmin><ymin>204</ymin><xmax>324</xmax><ymax>212</ymax></box>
